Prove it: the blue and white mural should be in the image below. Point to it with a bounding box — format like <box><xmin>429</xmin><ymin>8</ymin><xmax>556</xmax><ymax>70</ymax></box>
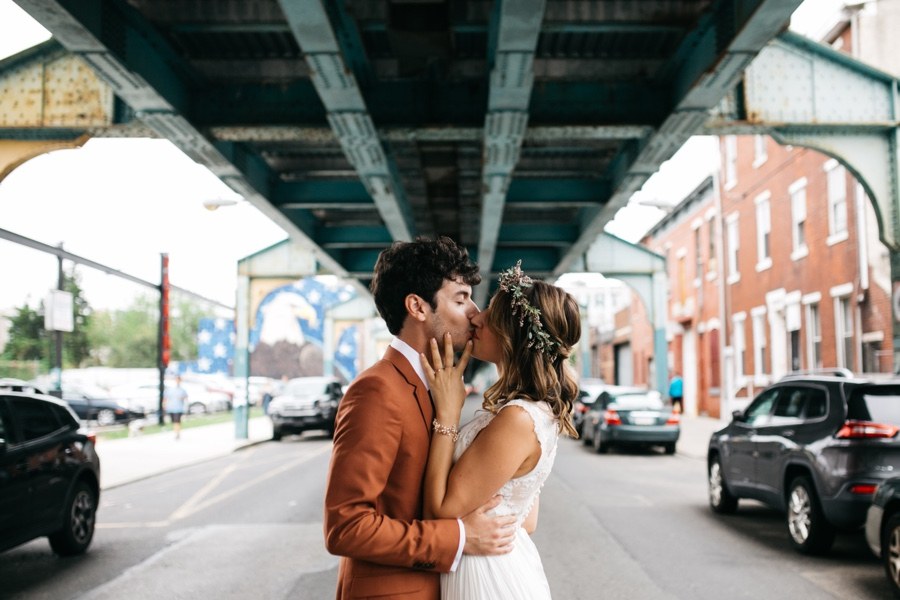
<box><xmin>249</xmin><ymin>277</ymin><xmax>359</xmax><ymax>381</ymax></box>
<box><xmin>178</xmin><ymin>317</ymin><xmax>235</xmax><ymax>376</ymax></box>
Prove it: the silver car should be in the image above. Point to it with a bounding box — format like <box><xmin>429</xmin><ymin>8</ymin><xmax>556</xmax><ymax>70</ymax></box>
<box><xmin>581</xmin><ymin>386</ymin><xmax>679</xmax><ymax>454</ymax></box>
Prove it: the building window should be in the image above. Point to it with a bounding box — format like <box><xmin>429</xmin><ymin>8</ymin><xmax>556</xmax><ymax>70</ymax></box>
<box><xmin>752</xmin><ymin>309</ymin><xmax>768</xmax><ymax>379</ymax></box>
<box><xmin>805</xmin><ymin>302</ymin><xmax>822</xmax><ymax>369</ymax></box>
<box><xmin>733</xmin><ymin>314</ymin><xmax>746</xmax><ymax>382</ymax></box>
<box><xmin>753</xmin><ymin>135</ymin><xmax>767</xmax><ymax>168</ymax></box>
<box><xmin>755</xmin><ymin>191</ymin><xmax>772</xmax><ymax>271</ymax></box>
<box><xmin>835</xmin><ymin>295</ymin><xmax>854</xmax><ymax>370</ymax></box>
<box><xmin>726</xmin><ymin>213</ymin><xmax>739</xmax><ymax>284</ymax></box>
<box><xmin>724</xmin><ymin>135</ymin><xmax>737</xmax><ymax>189</ymax></box>
<box><xmin>694</xmin><ymin>227</ymin><xmax>702</xmax><ymax>283</ymax></box>
<box><xmin>707</xmin><ymin>218</ymin><xmax>717</xmax><ymax>276</ymax></box>
<box><xmin>826</xmin><ymin>159</ymin><xmax>848</xmax><ymax>243</ymax></box>
<box><xmin>790</xmin><ymin>178</ymin><xmax>808</xmax><ymax>259</ymax></box>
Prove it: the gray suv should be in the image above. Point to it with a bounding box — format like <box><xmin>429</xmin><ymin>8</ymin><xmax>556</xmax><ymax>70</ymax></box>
<box><xmin>708</xmin><ymin>374</ymin><xmax>900</xmax><ymax>554</ymax></box>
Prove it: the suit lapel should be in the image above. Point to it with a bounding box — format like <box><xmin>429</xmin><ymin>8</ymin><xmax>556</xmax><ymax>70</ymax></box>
<box><xmin>385</xmin><ymin>346</ymin><xmax>433</xmax><ymax>436</ymax></box>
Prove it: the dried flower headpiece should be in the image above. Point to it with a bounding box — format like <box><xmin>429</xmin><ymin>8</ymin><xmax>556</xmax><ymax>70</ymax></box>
<box><xmin>497</xmin><ymin>260</ymin><xmax>558</xmax><ymax>359</ymax></box>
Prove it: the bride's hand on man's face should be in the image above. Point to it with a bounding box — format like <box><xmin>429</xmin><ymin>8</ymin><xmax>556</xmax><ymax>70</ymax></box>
<box><xmin>420</xmin><ymin>332</ymin><xmax>472</xmax><ymax>422</ymax></box>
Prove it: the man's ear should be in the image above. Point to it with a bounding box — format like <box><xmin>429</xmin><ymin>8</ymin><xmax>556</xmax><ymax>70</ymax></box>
<box><xmin>404</xmin><ymin>294</ymin><xmax>429</xmax><ymax>322</ymax></box>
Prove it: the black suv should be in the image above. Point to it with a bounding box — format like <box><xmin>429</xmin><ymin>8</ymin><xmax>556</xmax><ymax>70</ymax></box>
<box><xmin>708</xmin><ymin>374</ymin><xmax>900</xmax><ymax>554</ymax></box>
<box><xmin>0</xmin><ymin>390</ymin><xmax>101</xmax><ymax>555</ymax></box>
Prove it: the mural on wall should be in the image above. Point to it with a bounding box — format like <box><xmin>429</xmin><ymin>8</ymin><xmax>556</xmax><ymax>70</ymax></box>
<box><xmin>249</xmin><ymin>277</ymin><xmax>359</xmax><ymax>381</ymax></box>
<box><xmin>179</xmin><ymin>317</ymin><xmax>235</xmax><ymax>376</ymax></box>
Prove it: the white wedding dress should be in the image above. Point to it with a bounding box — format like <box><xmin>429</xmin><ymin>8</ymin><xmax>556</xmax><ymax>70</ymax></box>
<box><xmin>442</xmin><ymin>399</ymin><xmax>559</xmax><ymax>600</ymax></box>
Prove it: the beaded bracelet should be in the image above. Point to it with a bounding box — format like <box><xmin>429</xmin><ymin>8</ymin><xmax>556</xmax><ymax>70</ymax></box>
<box><xmin>432</xmin><ymin>419</ymin><xmax>459</xmax><ymax>442</ymax></box>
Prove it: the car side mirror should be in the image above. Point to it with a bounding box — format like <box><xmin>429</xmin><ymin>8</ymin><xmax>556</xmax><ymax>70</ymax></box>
<box><xmin>0</xmin><ymin>438</ymin><xmax>6</xmax><ymax>454</ymax></box>
<box><xmin>731</xmin><ymin>409</ymin><xmax>744</xmax><ymax>422</ymax></box>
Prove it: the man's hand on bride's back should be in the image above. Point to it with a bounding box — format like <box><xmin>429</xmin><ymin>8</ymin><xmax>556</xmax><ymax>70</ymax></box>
<box><xmin>461</xmin><ymin>495</ymin><xmax>517</xmax><ymax>555</ymax></box>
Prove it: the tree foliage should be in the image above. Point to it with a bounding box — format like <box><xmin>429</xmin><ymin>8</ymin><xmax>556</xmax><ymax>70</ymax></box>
<box><xmin>1</xmin><ymin>304</ymin><xmax>46</xmax><ymax>363</ymax></box>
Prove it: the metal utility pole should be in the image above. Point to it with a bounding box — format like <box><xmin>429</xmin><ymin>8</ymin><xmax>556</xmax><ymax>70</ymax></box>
<box><xmin>157</xmin><ymin>253</ymin><xmax>170</xmax><ymax>425</ymax></box>
<box><xmin>54</xmin><ymin>246</ymin><xmax>63</xmax><ymax>394</ymax></box>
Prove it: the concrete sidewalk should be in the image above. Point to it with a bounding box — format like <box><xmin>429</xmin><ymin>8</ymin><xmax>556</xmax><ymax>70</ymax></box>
<box><xmin>95</xmin><ymin>416</ymin><xmax>273</xmax><ymax>489</ymax></box>
<box><xmin>94</xmin><ymin>412</ymin><xmax>726</xmax><ymax>490</ymax></box>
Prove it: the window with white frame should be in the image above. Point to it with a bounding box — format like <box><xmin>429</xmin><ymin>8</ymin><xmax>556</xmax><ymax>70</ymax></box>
<box><xmin>835</xmin><ymin>295</ymin><xmax>854</xmax><ymax>370</ymax></box>
<box><xmin>724</xmin><ymin>135</ymin><xmax>737</xmax><ymax>189</ymax></box>
<box><xmin>752</xmin><ymin>309</ymin><xmax>767</xmax><ymax>379</ymax></box>
<box><xmin>790</xmin><ymin>178</ymin><xmax>808</xmax><ymax>258</ymax></box>
<box><xmin>755</xmin><ymin>191</ymin><xmax>771</xmax><ymax>270</ymax></box>
<box><xmin>726</xmin><ymin>213</ymin><xmax>739</xmax><ymax>284</ymax></box>
<box><xmin>805</xmin><ymin>299</ymin><xmax>822</xmax><ymax>369</ymax></box>
<box><xmin>733</xmin><ymin>313</ymin><xmax>746</xmax><ymax>382</ymax></box>
<box><xmin>707</xmin><ymin>217</ymin><xmax>717</xmax><ymax>276</ymax></box>
<box><xmin>753</xmin><ymin>135</ymin><xmax>767</xmax><ymax>167</ymax></box>
<box><xmin>826</xmin><ymin>159</ymin><xmax>848</xmax><ymax>241</ymax></box>
<box><xmin>694</xmin><ymin>226</ymin><xmax>702</xmax><ymax>283</ymax></box>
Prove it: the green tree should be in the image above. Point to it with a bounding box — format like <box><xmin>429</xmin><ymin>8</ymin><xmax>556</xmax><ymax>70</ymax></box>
<box><xmin>85</xmin><ymin>292</ymin><xmax>206</xmax><ymax>368</ymax></box>
<box><xmin>1</xmin><ymin>304</ymin><xmax>47</xmax><ymax>364</ymax></box>
<box><xmin>63</xmin><ymin>270</ymin><xmax>92</xmax><ymax>367</ymax></box>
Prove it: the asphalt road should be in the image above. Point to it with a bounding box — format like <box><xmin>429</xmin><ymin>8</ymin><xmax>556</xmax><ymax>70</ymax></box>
<box><xmin>1</xmin><ymin>398</ymin><xmax>892</xmax><ymax>599</ymax></box>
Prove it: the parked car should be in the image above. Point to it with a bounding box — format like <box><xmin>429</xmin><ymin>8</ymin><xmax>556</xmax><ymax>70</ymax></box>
<box><xmin>0</xmin><ymin>377</ymin><xmax>47</xmax><ymax>394</ymax></box>
<box><xmin>572</xmin><ymin>377</ymin><xmax>607</xmax><ymax>435</ymax></box>
<box><xmin>0</xmin><ymin>389</ymin><xmax>101</xmax><ymax>555</ymax></box>
<box><xmin>62</xmin><ymin>384</ymin><xmax>144</xmax><ymax>426</ymax></box>
<box><xmin>708</xmin><ymin>374</ymin><xmax>900</xmax><ymax>555</ymax></box>
<box><xmin>109</xmin><ymin>380</ymin><xmax>232</xmax><ymax>415</ymax></box>
<box><xmin>269</xmin><ymin>376</ymin><xmax>343</xmax><ymax>440</ymax></box>
<box><xmin>865</xmin><ymin>476</ymin><xmax>900</xmax><ymax>597</ymax></box>
<box><xmin>581</xmin><ymin>386</ymin><xmax>678</xmax><ymax>454</ymax></box>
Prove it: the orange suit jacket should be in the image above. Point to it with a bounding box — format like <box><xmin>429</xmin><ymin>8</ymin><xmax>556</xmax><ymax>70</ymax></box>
<box><xmin>324</xmin><ymin>346</ymin><xmax>461</xmax><ymax>599</ymax></box>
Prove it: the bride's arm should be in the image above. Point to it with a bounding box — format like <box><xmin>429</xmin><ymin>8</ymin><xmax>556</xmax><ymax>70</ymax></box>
<box><xmin>422</xmin><ymin>334</ymin><xmax>542</xmax><ymax>520</ymax></box>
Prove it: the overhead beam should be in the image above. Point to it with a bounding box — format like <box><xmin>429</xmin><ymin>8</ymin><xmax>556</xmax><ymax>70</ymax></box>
<box><xmin>554</xmin><ymin>0</ymin><xmax>804</xmax><ymax>276</ymax></box>
<box><xmin>278</xmin><ymin>0</ymin><xmax>415</xmax><ymax>242</ymax></box>
<box><xmin>477</xmin><ymin>0</ymin><xmax>547</xmax><ymax>306</ymax></box>
<box><xmin>12</xmin><ymin>0</ymin><xmax>350</xmax><ymax>278</ymax></box>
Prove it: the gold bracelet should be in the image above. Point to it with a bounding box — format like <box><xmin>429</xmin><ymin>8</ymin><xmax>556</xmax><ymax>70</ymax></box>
<box><xmin>432</xmin><ymin>419</ymin><xmax>459</xmax><ymax>442</ymax></box>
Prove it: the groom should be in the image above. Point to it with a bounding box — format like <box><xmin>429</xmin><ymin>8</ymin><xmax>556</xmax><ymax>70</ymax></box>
<box><xmin>324</xmin><ymin>236</ymin><xmax>516</xmax><ymax>599</ymax></box>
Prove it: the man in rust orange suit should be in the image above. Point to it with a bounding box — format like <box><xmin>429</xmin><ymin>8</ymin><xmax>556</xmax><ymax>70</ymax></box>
<box><xmin>324</xmin><ymin>237</ymin><xmax>515</xmax><ymax>599</ymax></box>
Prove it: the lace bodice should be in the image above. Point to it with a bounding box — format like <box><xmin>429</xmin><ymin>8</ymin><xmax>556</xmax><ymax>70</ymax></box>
<box><xmin>453</xmin><ymin>399</ymin><xmax>560</xmax><ymax>527</ymax></box>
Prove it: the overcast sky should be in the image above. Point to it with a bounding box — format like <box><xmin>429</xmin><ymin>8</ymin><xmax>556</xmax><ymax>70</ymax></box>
<box><xmin>0</xmin><ymin>0</ymin><xmax>843</xmax><ymax>313</ymax></box>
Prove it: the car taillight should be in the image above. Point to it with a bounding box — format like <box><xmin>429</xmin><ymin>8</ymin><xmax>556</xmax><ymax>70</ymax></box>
<box><xmin>665</xmin><ymin>414</ymin><xmax>680</xmax><ymax>425</ymax></box>
<box><xmin>86</xmin><ymin>432</ymin><xmax>97</xmax><ymax>445</ymax></box>
<box><xmin>578</xmin><ymin>405</ymin><xmax>589</xmax><ymax>414</ymax></box>
<box><xmin>604</xmin><ymin>410</ymin><xmax>621</xmax><ymax>426</ymax></box>
<box><xmin>835</xmin><ymin>420</ymin><xmax>899</xmax><ymax>439</ymax></box>
<box><xmin>849</xmin><ymin>484</ymin><xmax>878</xmax><ymax>495</ymax></box>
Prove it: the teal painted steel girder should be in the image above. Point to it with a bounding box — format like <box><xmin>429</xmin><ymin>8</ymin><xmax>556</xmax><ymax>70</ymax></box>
<box><xmin>477</xmin><ymin>0</ymin><xmax>547</xmax><ymax>307</ymax></box>
<box><xmin>274</xmin><ymin>180</ymin><xmax>371</xmax><ymax>204</ymax></box>
<box><xmin>279</xmin><ymin>0</ymin><xmax>416</xmax><ymax>242</ymax></box>
<box><xmin>555</xmin><ymin>0</ymin><xmax>804</xmax><ymax>276</ymax></box>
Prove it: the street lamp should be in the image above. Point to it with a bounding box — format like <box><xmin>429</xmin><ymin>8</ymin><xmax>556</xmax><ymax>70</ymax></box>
<box><xmin>202</xmin><ymin>198</ymin><xmax>240</xmax><ymax>211</ymax></box>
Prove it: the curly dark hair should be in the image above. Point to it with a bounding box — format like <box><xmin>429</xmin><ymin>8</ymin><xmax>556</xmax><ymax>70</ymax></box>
<box><xmin>371</xmin><ymin>236</ymin><xmax>481</xmax><ymax>334</ymax></box>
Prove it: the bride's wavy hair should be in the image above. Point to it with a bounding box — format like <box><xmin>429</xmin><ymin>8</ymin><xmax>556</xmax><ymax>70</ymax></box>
<box><xmin>482</xmin><ymin>279</ymin><xmax>580</xmax><ymax>438</ymax></box>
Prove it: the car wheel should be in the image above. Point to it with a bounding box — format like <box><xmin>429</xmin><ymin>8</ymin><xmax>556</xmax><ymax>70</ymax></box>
<box><xmin>581</xmin><ymin>425</ymin><xmax>593</xmax><ymax>446</ymax></box>
<box><xmin>189</xmin><ymin>402</ymin><xmax>206</xmax><ymax>414</ymax></box>
<box><xmin>664</xmin><ymin>442</ymin><xmax>676</xmax><ymax>455</ymax></box>
<box><xmin>708</xmin><ymin>455</ymin><xmax>738</xmax><ymax>514</ymax></box>
<box><xmin>48</xmin><ymin>480</ymin><xmax>97</xmax><ymax>556</ymax></box>
<box><xmin>882</xmin><ymin>512</ymin><xmax>900</xmax><ymax>598</ymax></box>
<box><xmin>786</xmin><ymin>475</ymin><xmax>835</xmax><ymax>554</ymax></box>
<box><xmin>96</xmin><ymin>408</ymin><xmax>117</xmax><ymax>427</ymax></box>
<box><xmin>592</xmin><ymin>428</ymin><xmax>608</xmax><ymax>454</ymax></box>
<box><xmin>272</xmin><ymin>428</ymin><xmax>283</xmax><ymax>441</ymax></box>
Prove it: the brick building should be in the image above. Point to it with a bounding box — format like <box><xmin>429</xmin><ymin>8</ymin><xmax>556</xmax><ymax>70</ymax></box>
<box><xmin>603</xmin><ymin>3</ymin><xmax>896</xmax><ymax>418</ymax></box>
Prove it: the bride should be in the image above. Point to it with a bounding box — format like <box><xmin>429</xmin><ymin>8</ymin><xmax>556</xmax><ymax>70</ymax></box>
<box><xmin>420</xmin><ymin>261</ymin><xmax>581</xmax><ymax>599</ymax></box>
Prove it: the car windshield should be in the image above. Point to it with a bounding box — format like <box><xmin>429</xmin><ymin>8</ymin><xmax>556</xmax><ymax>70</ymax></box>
<box><xmin>847</xmin><ymin>385</ymin><xmax>900</xmax><ymax>425</ymax></box>
<box><xmin>609</xmin><ymin>393</ymin><xmax>663</xmax><ymax>410</ymax></box>
<box><xmin>285</xmin><ymin>378</ymin><xmax>331</xmax><ymax>396</ymax></box>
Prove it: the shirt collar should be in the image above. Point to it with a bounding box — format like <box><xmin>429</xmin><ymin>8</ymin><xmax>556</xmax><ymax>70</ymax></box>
<box><xmin>390</xmin><ymin>338</ymin><xmax>429</xmax><ymax>391</ymax></box>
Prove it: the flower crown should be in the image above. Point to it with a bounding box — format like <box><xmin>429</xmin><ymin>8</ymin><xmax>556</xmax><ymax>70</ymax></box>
<box><xmin>497</xmin><ymin>260</ymin><xmax>558</xmax><ymax>359</ymax></box>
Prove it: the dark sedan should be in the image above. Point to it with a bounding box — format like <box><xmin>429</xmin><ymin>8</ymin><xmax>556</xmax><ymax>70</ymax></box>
<box><xmin>581</xmin><ymin>386</ymin><xmax>679</xmax><ymax>454</ymax></box>
<box><xmin>63</xmin><ymin>384</ymin><xmax>144</xmax><ymax>426</ymax></box>
<box><xmin>865</xmin><ymin>476</ymin><xmax>900</xmax><ymax>597</ymax></box>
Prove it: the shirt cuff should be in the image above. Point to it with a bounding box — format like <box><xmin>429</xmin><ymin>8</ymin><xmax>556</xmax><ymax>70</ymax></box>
<box><xmin>449</xmin><ymin>518</ymin><xmax>465</xmax><ymax>572</ymax></box>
